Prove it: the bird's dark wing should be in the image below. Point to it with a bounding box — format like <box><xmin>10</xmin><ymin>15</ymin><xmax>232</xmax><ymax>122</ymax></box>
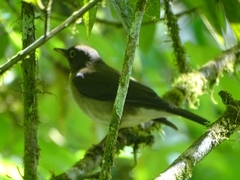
<box><xmin>72</xmin><ymin>68</ymin><xmax>120</xmax><ymax>101</ymax></box>
<box><xmin>127</xmin><ymin>79</ymin><xmax>170</xmax><ymax>108</ymax></box>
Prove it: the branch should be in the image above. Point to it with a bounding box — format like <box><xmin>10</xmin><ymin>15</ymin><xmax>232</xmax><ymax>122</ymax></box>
<box><xmin>51</xmin><ymin>129</ymin><xmax>154</xmax><ymax>179</ymax></box>
<box><xmin>21</xmin><ymin>2</ymin><xmax>39</xmax><ymax>180</ymax></box>
<box><xmin>156</xmin><ymin>91</ymin><xmax>240</xmax><ymax>180</ymax></box>
<box><xmin>164</xmin><ymin>0</ymin><xmax>190</xmax><ymax>73</ymax></box>
<box><xmin>95</xmin><ymin>7</ymin><xmax>198</xmax><ymax>28</ymax></box>
<box><xmin>99</xmin><ymin>0</ymin><xmax>148</xmax><ymax>179</ymax></box>
<box><xmin>109</xmin><ymin>0</ymin><xmax>134</xmax><ymax>31</ymax></box>
<box><xmin>44</xmin><ymin>0</ymin><xmax>53</xmax><ymax>36</ymax></box>
<box><xmin>199</xmin><ymin>45</ymin><xmax>240</xmax><ymax>87</ymax></box>
<box><xmin>0</xmin><ymin>0</ymin><xmax>101</xmax><ymax>76</ymax></box>
<box><xmin>163</xmin><ymin>45</ymin><xmax>240</xmax><ymax>108</ymax></box>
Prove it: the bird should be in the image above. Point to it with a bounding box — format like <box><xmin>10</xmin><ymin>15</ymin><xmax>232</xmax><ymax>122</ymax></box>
<box><xmin>54</xmin><ymin>45</ymin><xmax>209</xmax><ymax>130</ymax></box>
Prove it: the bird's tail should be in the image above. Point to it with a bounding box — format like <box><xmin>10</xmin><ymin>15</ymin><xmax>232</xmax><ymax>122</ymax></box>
<box><xmin>168</xmin><ymin>108</ymin><xmax>210</xmax><ymax>126</ymax></box>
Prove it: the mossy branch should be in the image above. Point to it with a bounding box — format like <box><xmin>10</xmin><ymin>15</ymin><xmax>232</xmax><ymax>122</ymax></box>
<box><xmin>99</xmin><ymin>0</ymin><xmax>148</xmax><ymax>179</ymax></box>
<box><xmin>51</xmin><ymin>129</ymin><xmax>153</xmax><ymax>179</ymax></box>
<box><xmin>163</xmin><ymin>45</ymin><xmax>240</xmax><ymax>108</ymax></box>
<box><xmin>156</xmin><ymin>91</ymin><xmax>240</xmax><ymax>180</ymax></box>
<box><xmin>164</xmin><ymin>0</ymin><xmax>190</xmax><ymax>73</ymax></box>
<box><xmin>21</xmin><ymin>2</ymin><xmax>39</xmax><ymax>180</ymax></box>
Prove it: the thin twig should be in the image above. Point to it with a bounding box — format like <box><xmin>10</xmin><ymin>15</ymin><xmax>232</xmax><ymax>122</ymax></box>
<box><xmin>95</xmin><ymin>7</ymin><xmax>198</xmax><ymax>28</ymax></box>
<box><xmin>0</xmin><ymin>0</ymin><xmax>101</xmax><ymax>76</ymax></box>
<box><xmin>44</xmin><ymin>0</ymin><xmax>53</xmax><ymax>37</ymax></box>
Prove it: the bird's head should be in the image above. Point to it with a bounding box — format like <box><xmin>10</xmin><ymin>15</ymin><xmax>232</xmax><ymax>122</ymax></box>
<box><xmin>54</xmin><ymin>45</ymin><xmax>101</xmax><ymax>73</ymax></box>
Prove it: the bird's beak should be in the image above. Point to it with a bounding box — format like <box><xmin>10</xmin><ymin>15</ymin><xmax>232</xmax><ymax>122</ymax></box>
<box><xmin>54</xmin><ymin>48</ymin><xmax>67</xmax><ymax>57</ymax></box>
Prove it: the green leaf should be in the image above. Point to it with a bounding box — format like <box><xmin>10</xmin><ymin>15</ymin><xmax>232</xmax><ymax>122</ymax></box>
<box><xmin>109</xmin><ymin>0</ymin><xmax>136</xmax><ymax>31</ymax></box>
<box><xmin>82</xmin><ymin>0</ymin><xmax>98</xmax><ymax>38</ymax></box>
<box><xmin>220</xmin><ymin>0</ymin><xmax>240</xmax><ymax>23</ymax></box>
<box><xmin>201</xmin><ymin>0</ymin><xmax>226</xmax><ymax>35</ymax></box>
<box><xmin>220</xmin><ymin>0</ymin><xmax>240</xmax><ymax>42</ymax></box>
<box><xmin>184</xmin><ymin>0</ymin><xmax>226</xmax><ymax>45</ymax></box>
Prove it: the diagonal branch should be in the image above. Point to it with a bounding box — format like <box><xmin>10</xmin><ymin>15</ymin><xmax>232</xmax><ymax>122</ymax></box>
<box><xmin>51</xmin><ymin>128</ymin><xmax>154</xmax><ymax>179</ymax></box>
<box><xmin>0</xmin><ymin>0</ymin><xmax>101</xmax><ymax>76</ymax></box>
<box><xmin>155</xmin><ymin>91</ymin><xmax>240</xmax><ymax>180</ymax></box>
<box><xmin>95</xmin><ymin>7</ymin><xmax>198</xmax><ymax>28</ymax></box>
<box><xmin>163</xmin><ymin>45</ymin><xmax>240</xmax><ymax>108</ymax></box>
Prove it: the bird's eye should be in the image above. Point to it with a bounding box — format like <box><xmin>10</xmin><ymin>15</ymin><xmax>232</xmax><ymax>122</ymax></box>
<box><xmin>70</xmin><ymin>50</ymin><xmax>76</xmax><ymax>58</ymax></box>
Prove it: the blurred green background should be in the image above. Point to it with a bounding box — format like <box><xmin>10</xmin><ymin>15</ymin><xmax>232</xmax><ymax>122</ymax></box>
<box><xmin>1</xmin><ymin>0</ymin><xmax>240</xmax><ymax>179</ymax></box>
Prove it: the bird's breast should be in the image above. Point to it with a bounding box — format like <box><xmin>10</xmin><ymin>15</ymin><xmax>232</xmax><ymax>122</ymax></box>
<box><xmin>69</xmin><ymin>80</ymin><xmax>114</xmax><ymax>126</ymax></box>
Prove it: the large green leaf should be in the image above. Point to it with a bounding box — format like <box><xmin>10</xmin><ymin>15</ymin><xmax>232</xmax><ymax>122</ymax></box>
<box><xmin>220</xmin><ymin>0</ymin><xmax>240</xmax><ymax>42</ymax></box>
<box><xmin>201</xmin><ymin>0</ymin><xmax>226</xmax><ymax>40</ymax></box>
<box><xmin>109</xmin><ymin>0</ymin><xmax>136</xmax><ymax>31</ymax></box>
<box><xmin>184</xmin><ymin>0</ymin><xmax>226</xmax><ymax>46</ymax></box>
<box><xmin>81</xmin><ymin>0</ymin><xmax>98</xmax><ymax>38</ymax></box>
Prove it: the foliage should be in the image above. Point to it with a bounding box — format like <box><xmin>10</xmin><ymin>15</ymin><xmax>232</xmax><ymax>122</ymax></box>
<box><xmin>1</xmin><ymin>0</ymin><xmax>240</xmax><ymax>179</ymax></box>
